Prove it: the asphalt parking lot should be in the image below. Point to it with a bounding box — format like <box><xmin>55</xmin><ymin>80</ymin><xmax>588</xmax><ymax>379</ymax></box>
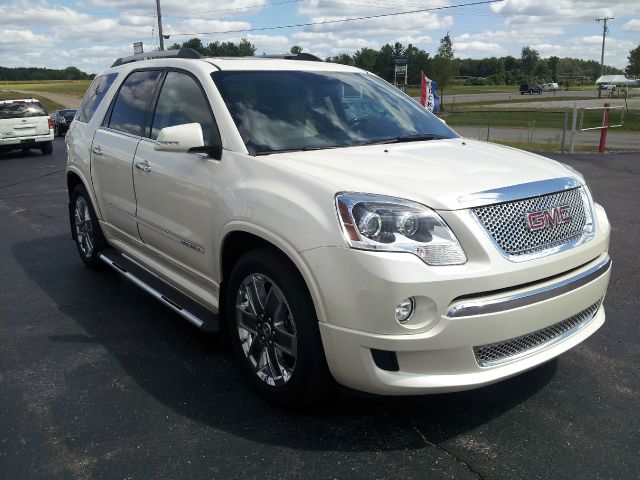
<box><xmin>1</xmin><ymin>138</ymin><xmax>639</xmax><ymax>480</ymax></box>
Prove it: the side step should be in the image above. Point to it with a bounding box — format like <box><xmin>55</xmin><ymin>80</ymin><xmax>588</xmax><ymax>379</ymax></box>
<box><xmin>99</xmin><ymin>249</ymin><xmax>219</xmax><ymax>332</ymax></box>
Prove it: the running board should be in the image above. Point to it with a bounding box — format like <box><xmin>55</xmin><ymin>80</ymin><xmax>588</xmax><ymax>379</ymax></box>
<box><xmin>99</xmin><ymin>249</ymin><xmax>219</xmax><ymax>332</ymax></box>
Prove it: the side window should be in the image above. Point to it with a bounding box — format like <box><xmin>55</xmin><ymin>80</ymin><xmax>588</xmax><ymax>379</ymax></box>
<box><xmin>151</xmin><ymin>71</ymin><xmax>220</xmax><ymax>146</ymax></box>
<box><xmin>76</xmin><ymin>73</ymin><xmax>117</xmax><ymax>123</ymax></box>
<box><xmin>108</xmin><ymin>70</ymin><xmax>162</xmax><ymax>136</ymax></box>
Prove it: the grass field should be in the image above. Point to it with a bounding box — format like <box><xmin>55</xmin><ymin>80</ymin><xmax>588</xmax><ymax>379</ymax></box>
<box><xmin>0</xmin><ymin>80</ymin><xmax>91</xmax><ymax>98</ymax></box>
<box><xmin>0</xmin><ymin>91</ymin><xmax>65</xmax><ymax>114</ymax></box>
<box><xmin>442</xmin><ymin>109</ymin><xmax>640</xmax><ymax>132</ymax></box>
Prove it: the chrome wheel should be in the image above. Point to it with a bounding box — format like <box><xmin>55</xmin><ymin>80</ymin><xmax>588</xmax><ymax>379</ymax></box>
<box><xmin>74</xmin><ymin>196</ymin><xmax>94</xmax><ymax>258</ymax></box>
<box><xmin>235</xmin><ymin>273</ymin><xmax>297</xmax><ymax>387</ymax></box>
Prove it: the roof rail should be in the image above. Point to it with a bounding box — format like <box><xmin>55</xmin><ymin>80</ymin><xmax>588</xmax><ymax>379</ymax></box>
<box><xmin>111</xmin><ymin>48</ymin><xmax>204</xmax><ymax>68</ymax></box>
<box><xmin>258</xmin><ymin>53</ymin><xmax>324</xmax><ymax>62</ymax></box>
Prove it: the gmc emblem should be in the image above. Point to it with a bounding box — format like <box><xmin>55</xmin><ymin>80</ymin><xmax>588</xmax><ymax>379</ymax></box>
<box><xmin>526</xmin><ymin>205</ymin><xmax>572</xmax><ymax>231</ymax></box>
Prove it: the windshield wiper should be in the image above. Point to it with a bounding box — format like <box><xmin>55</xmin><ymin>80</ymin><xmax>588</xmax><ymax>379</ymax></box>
<box><xmin>255</xmin><ymin>145</ymin><xmax>342</xmax><ymax>156</ymax></box>
<box><xmin>358</xmin><ymin>134</ymin><xmax>448</xmax><ymax>146</ymax></box>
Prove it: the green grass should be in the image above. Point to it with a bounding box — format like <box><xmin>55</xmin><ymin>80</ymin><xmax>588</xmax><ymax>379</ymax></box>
<box><xmin>489</xmin><ymin>139</ymin><xmax>632</xmax><ymax>154</ymax></box>
<box><xmin>0</xmin><ymin>91</ymin><xmax>65</xmax><ymax>114</ymax></box>
<box><xmin>442</xmin><ymin>109</ymin><xmax>640</xmax><ymax>132</ymax></box>
<box><xmin>0</xmin><ymin>80</ymin><xmax>91</xmax><ymax>98</ymax></box>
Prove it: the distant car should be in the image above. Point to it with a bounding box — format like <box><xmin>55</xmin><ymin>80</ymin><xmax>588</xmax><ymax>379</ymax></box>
<box><xmin>600</xmin><ymin>84</ymin><xmax>616</xmax><ymax>91</ymax></box>
<box><xmin>0</xmin><ymin>98</ymin><xmax>53</xmax><ymax>155</ymax></box>
<box><xmin>520</xmin><ymin>84</ymin><xmax>542</xmax><ymax>95</ymax></box>
<box><xmin>52</xmin><ymin>109</ymin><xmax>77</xmax><ymax>137</ymax></box>
<box><xmin>541</xmin><ymin>83</ymin><xmax>559</xmax><ymax>92</ymax></box>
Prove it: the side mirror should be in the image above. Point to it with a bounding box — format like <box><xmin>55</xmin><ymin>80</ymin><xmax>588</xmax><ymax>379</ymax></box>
<box><xmin>155</xmin><ymin>123</ymin><xmax>204</xmax><ymax>152</ymax></box>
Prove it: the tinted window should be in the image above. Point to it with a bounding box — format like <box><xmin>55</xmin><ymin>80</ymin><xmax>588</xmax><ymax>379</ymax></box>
<box><xmin>151</xmin><ymin>71</ymin><xmax>219</xmax><ymax>145</ymax></box>
<box><xmin>212</xmin><ymin>71</ymin><xmax>457</xmax><ymax>154</ymax></box>
<box><xmin>0</xmin><ymin>101</ymin><xmax>47</xmax><ymax>119</ymax></box>
<box><xmin>109</xmin><ymin>70</ymin><xmax>162</xmax><ymax>136</ymax></box>
<box><xmin>76</xmin><ymin>73</ymin><xmax>117</xmax><ymax>123</ymax></box>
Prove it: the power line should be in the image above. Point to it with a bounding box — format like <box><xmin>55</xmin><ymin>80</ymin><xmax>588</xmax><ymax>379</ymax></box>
<box><xmin>165</xmin><ymin>0</ymin><xmax>504</xmax><ymax>37</ymax></box>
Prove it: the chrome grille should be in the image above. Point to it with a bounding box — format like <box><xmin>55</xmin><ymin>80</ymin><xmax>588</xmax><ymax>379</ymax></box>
<box><xmin>472</xmin><ymin>188</ymin><xmax>587</xmax><ymax>256</ymax></box>
<box><xmin>473</xmin><ymin>300</ymin><xmax>602</xmax><ymax>367</ymax></box>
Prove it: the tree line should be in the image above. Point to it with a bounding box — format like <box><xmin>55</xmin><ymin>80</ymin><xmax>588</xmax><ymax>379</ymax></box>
<box><xmin>0</xmin><ymin>66</ymin><xmax>95</xmax><ymax>82</ymax></box>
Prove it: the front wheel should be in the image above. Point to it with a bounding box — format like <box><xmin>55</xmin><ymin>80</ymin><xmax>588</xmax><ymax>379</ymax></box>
<box><xmin>226</xmin><ymin>248</ymin><xmax>333</xmax><ymax>407</ymax></box>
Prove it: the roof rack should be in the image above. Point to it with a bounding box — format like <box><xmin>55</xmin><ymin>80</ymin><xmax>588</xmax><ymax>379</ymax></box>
<box><xmin>258</xmin><ymin>53</ymin><xmax>324</xmax><ymax>62</ymax></box>
<box><xmin>111</xmin><ymin>48</ymin><xmax>203</xmax><ymax>68</ymax></box>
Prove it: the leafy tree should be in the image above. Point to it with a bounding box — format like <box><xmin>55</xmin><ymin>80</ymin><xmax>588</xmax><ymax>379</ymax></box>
<box><xmin>521</xmin><ymin>46</ymin><xmax>540</xmax><ymax>80</ymax></box>
<box><xmin>374</xmin><ymin>44</ymin><xmax>395</xmax><ymax>82</ymax></box>
<box><xmin>290</xmin><ymin>45</ymin><xmax>303</xmax><ymax>54</ymax></box>
<box><xmin>169</xmin><ymin>38</ymin><xmax>255</xmax><ymax>57</ymax></box>
<box><xmin>626</xmin><ymin>44</ymin><xmax>640</xmax><ymax>77</ymax></box>
<box><xmin>352</xmin><ymin>47</ymin><xmax>379</xmax><ymax>73</ymax></box>
<box><xmin>432</xmin><ymin>33</ymin><xmax>457</xmax><ymax>106</ymax></box>
<box><xmin>327</xmin><ymin>53</ymin><xmax>354</xmax><ymax>65</ymax></box>
<box><xmin>548</xmin><ymin>56</ymin><xmax>559</xmax><ymax>82</ymax></box>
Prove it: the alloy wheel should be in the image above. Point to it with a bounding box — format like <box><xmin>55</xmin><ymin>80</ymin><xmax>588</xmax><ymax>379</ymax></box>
<box><xmin>235</xmin><ymin>273</ymin><xmax>298</xmax><ymax>387</ymax></box>
<box><xmin>74</xmin><ymin>196</ymin><xmax>94</xmax><ymax>258</ymax></box>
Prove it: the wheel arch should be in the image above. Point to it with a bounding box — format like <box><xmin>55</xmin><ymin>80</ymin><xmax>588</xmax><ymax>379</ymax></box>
<box><xmin>219</xmin><ymin>223</ymin><xmax>328</xmax><ymax>325</ymax></box>
<box><xmin>66</xmin><ymin>168</ymin><xmax>103</xmax><ymax>219</ymax></box>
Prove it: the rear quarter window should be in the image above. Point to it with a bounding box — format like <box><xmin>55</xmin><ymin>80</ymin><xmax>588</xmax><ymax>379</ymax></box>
<box><xmin>76</xmin><ymin>73</ymin><xmax>118</xmax><ymax>123</ymax></box>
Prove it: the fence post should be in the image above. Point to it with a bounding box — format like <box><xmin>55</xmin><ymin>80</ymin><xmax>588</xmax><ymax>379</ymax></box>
<box><xmin>486</xmin><ymin>111</ymin><xmax>492</xmax><ymax>141</ymax></box>
<box><xmin>598</xmin><ymin>102</ymin><xmax>610</xmax><ymax>153</ymax></box>
<box><xmin>561</xmin><ymin>109</ymin><xmax>568</xmax><ymax>154</ymax></box>
<box><xmin>569</xmin><ymin>102</ymin><xmax>578</xmax><ymax>154</ymax></box>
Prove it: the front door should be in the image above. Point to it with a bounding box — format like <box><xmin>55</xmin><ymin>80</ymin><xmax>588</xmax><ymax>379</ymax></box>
<box><xmin>132</xmin><ymin>70</ymin><xmax>223</xmax><ymax>287</ymax></box>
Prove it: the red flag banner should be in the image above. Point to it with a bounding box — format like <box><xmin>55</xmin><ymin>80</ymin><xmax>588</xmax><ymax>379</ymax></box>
<box><xmin>421</xmin><ymin>71</ymin><xmax>427</xmax><ymax>107</ymax></box>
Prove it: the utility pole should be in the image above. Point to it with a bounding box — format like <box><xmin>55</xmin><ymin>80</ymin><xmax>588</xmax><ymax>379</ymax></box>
<box><xmin>156</xmin><ymin>0</ymin><xmax>164</xmax><ymax>50</ymax></box>
<box><xmin>595</xmin><ymin>17</ymin><xmax>613</xmax><ymax>98</ymax></box>
<box><xmin>596</xmin><ymin>17</ymin><xmax>614</xmax><ymax>76</ymax></box>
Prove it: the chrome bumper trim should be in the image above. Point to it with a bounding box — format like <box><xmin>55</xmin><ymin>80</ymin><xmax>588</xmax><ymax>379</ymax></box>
<box><xmin>447</xmin><ymin>255</ymin><xmax>611</xmax><ymax>318</ymax></box>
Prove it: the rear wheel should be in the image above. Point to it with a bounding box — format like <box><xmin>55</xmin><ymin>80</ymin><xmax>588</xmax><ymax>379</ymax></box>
<box><xmin>41</xmin><ymin>141</ymin><xmax>53</xmax><ymax>155</ymax></box>
<box><xmin>71</xmin><ymin>184</ymin><xmax>107</xmax><ymax>270</ymax></box>
<box><xmin>226</xmin><ymin>248</ymin><xmax>333</xmax><ymax>407</ymax></box>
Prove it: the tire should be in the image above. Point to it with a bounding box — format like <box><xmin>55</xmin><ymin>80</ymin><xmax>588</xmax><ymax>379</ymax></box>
<box><xmin>41</xmin><ymin>141</ymin><xmax>53</xmax><ymax>155</ymax></box>
<box><xmin>226</xmin><ymin>247</ymin><xmax>333</xmax><ymax>407</ymax></box>
<box><xmin>70</xmin><ymin>184</ymin><xmax>108</xmax><ymax>270</ymax></box>
<box><xmin>53</xmin><ymin>126</ymin><xmax>59</xmax><ymax>137</ymax></box>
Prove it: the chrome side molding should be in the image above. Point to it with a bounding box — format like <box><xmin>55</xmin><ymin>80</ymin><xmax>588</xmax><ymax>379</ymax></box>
<box><xmin>447</xmin><ymin>255</ymin><xmax>611</xmax><ymax>318</ymax></box>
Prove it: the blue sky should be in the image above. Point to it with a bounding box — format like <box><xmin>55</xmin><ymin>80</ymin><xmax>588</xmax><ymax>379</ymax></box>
<box><xmin>1</xmin><ymin>0</ymin><xmax>638</xmax><ymax>73</ymax></box>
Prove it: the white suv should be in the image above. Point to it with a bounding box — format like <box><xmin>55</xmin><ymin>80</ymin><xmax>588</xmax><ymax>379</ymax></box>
<box><xmin>66</xmin><ymin>49</ymin><xmax>611</xmax><ymax>405</ymax></box>
<box><xmin>0</xmin><ymin>98</ymin><xmax>54</xmax><ymax>155</ymax></box>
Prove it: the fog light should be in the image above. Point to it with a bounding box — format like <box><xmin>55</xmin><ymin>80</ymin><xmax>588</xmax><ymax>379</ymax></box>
<box><xmin>395</xmin><ymin>297</ymin><xmax>415</xmax><ymax>323</ymax></box>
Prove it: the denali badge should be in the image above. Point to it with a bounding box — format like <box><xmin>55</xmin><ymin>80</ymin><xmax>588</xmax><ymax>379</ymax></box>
<box><xmin>526</xmin><ymin>205</ymin><xmax>572</xmax><ymax>230</ymax></box>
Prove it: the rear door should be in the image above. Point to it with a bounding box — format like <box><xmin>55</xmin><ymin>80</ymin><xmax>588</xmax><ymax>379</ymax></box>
<box><xmin>90</xmin><ymin>69</ymin><xmax>163</xmax><ymax>241</ymax></box>
<box><xmin>0</xmin><ymin>100</ymin><xmax>49</xmax><ymax>138</ymax></box>
<box><xmin>132</xmin><ymin>69</ymin><xmax>222</xmax><ymax>284</ymax></box>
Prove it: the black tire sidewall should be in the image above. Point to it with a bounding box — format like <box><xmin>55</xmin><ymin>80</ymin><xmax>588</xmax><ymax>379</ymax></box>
<box><xmin>225</xmin><ymin>248</ymin><xmax>332</xmax><ymax>406</ymax></box>
<box><xmin>71</xmin><ymin>185</ymin><xmax>107</xmax><ymax>269</ymax></box>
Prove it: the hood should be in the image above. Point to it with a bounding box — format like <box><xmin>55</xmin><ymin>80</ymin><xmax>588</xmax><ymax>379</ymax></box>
<box><xmin>269</xmin><ymin>138</ymin><xmax>578</xmax><ymax>210</ymax></box>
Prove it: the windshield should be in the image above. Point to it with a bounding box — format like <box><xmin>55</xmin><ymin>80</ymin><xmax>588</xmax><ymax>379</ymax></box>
<box><xmin>0</xmin><ymin>101</ymin><xmax>48</xmax><ymax>119</ymax></box>
<box><xmin>212</xmin><ymin>70</ymin><xmax>457</xmax><ymax>154</ymax></box>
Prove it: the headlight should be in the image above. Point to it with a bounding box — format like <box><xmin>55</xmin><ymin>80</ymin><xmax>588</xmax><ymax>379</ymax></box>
<box><xmin>335</xmin><ymin>193</ymin><xmax>467</xmax><ymax>265</ymax></box>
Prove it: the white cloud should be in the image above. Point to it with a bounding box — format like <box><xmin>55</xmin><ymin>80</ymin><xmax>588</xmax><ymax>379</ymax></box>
<box><xmin>623</xmin><ymin>19</ymin><xmax>640</xmax><ymax>31</ymax></box>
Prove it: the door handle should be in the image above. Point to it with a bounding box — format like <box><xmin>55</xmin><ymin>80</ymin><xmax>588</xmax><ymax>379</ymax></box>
<box><xmin>135</xmin><ymin>159</ymin><xmax>151</xmax><ymax>173</ymax></box>
<box><xmin>92</xmin><ymin>146</ymin><xmax>103</xmax><ymax>156</ymax></box>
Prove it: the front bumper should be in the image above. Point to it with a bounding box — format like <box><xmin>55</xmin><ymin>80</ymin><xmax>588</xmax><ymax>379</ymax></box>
<box><xmin>304</xmin><ymin>204</ymin><xmax>611</xmax><ymax>395</ymax></box>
